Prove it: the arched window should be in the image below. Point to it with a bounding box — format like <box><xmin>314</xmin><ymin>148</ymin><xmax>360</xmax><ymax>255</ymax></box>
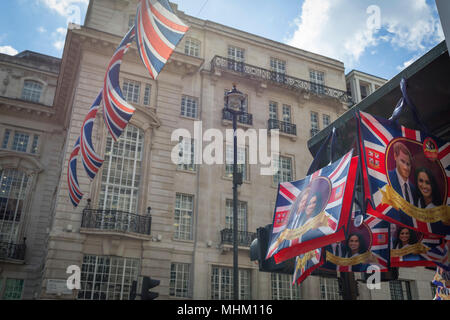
<box><xmin>98</xmin><ymin>125</ymin><xmax>144</xmax><ymax>213</ymax></box>
<box><xmin>21</xmin><ymin>80</ymin><xmax>43</xmax><ymax>103</ymax></box>
<box><xmin>0</xmin><ymin>169</ymin><xmax>31</xmax><ymax>244</ymax></box>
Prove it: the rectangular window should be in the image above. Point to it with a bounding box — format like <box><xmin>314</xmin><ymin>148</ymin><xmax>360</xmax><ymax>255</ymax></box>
<box><xmin>98</xmin><ymin>125</ymin><xmax>143</xmax><ymax>213</ymax></box>
<box><xmin>177</xmin><ymin>138</ymin><xmax>196</xmax><ymax>172</ymax></box>
<box><xmin>122</xmin><ymin>79</ymin><xmax>140</xmax><ymax>104</ymax></box>
<box><xmin>225</xmin><ymin>199</ymin><xmax>247</xmax><ymax>232</ymax></box>
<box><xmin>225</xmin><ymin>145</ymin><xmax>247</xmax><ymax>181</ymax></box>
<box><xmin>181</xmin><ymin>95</ymin><xmax>198</xmax><ymax>119</ymax></box>
<box><xmin>227</xmin><ymin>46</ymin><xmax>245</xmax><ymax>72</ymax></box>
<box><xmin>323</xmin><ymin>114</ymin><xmax>331</xmax><ymax>128</ymax></box>
<box><xmin>21</xmin><ymin>81</ymin><xmax>42</xmax><ymax>103</ymax></box>
<box><xmin>271</xmin><ymin>273</ymin><xmax>301</xmax><ymax>300</ymax></box>
<box><xmin>310</xmin><ymin>70</ymin><xmax>325</xmax><ymax>95</ymax></box>
<box><xmin>310</xmin><ymin>111</ymin><xmax>319</xmax><ymax>137</ymax></box>
<box><xmin>211</xmin><ymin>267</ymin><xmax>251</xmax><ymax>300</ymax></box>
<box><xmin>184</xmin><ymin>38</ymin><xmax>200</xmax><ymax>57</ymax></box>
<box><xmin>77</xmin><ymin>255</ymin><xmax>140</xmax><ymax>300</ymax></box>
<box><xmin>270</xmin><ymin>58</ymin><xmax>286</xmax><ymax>74</ymax></box>
<box><xmin>2</xmin><ymin>279</ymin><xmax>24</xmax><ymax>300</ymax></box>
<box><xmin>273</xmin><ymin>155</ymin><xmax>293</xmax><ymax>185</ymax></box>
<box><xmin>2</xmin><ymin>129</ymin><xmax>10</xmax><ymax>149</ymax></box>
<box><xmin>282</xmin><ymin>105</ymin><xmax>291</xmax><ymax>123</ymax></box>
<box><xmin>269</xmin><ymin>102</ymin><xmax>278</xmax><ymax>121</ymax></box>
<box><xmin>360</xmin><ymin>84</ymin><xmax>368</xmax><ymax>99</ymax></box>
<box><xmin>12</xmin><ymin>132</ymin><xmax>30</xmax><ymax>153</ymax></box>
<box><xmin>31</xmin><ymin>135</ymin><xmax>39</xmax><ymax>154</ymax></box>
<box><xmin>170</xmin><ymin>263</ymin><xmax>191</xmax><ymax>298</ymax></box>
<box><xmin>174</xmin><ymin>193</ymin><xmax>194</xmax><ymax>241</ymax></box>
<box><xmin>390</xmin><ymin>280</ymin><xmax>412</xmax><ymax>300</ymax></box>
<box><xmin>320</xmin><ymin>277</ymin><xmax>341</xmax><ymax>300</ymax></box>
<box><xmin>128</xmin><ymin>15</ymin><xmax>135</xmax><ymax>29</ymax></box>
<box><xmin>143</xmin><ymin>84</ymin><xmax>151</xmax><ymax>106</ymax></box>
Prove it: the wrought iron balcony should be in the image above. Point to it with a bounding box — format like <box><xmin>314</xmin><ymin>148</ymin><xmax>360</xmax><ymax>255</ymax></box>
<box><xmin>310</xmin><ymin>128</ymin><xmax>320</xmax><ymax>138</ymax></box>
<box><xmin>220</xmin><ymin>229</ymin><xmax>257</xmax><ymax>247</ymax></box>
<box><xmin>268</xmin><ymin>119</ymin><xmax>297</xmax><ymax>136</ymax></box>
<box><xmin>0</xmin><ymin>241</ymin><xmax>26</xmax><ymax>261</ymax></box>
<box><xmin>211</xmin><ymin>56</ymin><xmax>353</xmax><ymax>104</ymax></box>
<box><xmin>222</xmin><ymin>108</ymin><xmax>253</xmax><ymax>126</ymax></box>
<box><xmin>81</xmin><ymin>208</ymin><xmax>152</xmax><ymax>236</ymax></box>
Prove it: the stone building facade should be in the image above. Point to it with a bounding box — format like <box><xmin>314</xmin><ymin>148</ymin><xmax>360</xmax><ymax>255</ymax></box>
<box><xmin>34</xmin><ymin>0</ymin><xmax>435</xmax><ymax>300</ymax></box>
<box><xmin>346</xmin><ymin>69</ymin><xmax>387</xmax><ymax>104</ymax></box>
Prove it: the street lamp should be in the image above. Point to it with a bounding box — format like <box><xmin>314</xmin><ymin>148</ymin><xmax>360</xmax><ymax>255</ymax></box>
<box><xmin>224</xmin><ymin>84</ymin><xmax>245</xmax><ymax>300</ymax></box>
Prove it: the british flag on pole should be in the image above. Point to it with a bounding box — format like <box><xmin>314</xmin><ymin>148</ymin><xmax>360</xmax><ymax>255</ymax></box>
<box><xmin>266</xmin><ymin>150</ymin><xmax>358</xmax><ymax>263</ymax></box>
<box><xmin>358</xmin><ymin>111</ymin><xmax>450</xmax><ymax>239</ymax></box>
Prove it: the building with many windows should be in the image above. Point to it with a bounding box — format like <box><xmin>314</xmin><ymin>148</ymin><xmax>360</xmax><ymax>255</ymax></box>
<box><xmin>4</xmin><ymin>0</ymin><xmax>436</xmax><ymax>300</ymax></box>
<box><xmin>0</xmin><ymin>50</ymin><xmax>67</xmax><ymax>299</ymax></box>
<box><xmin>345</xmin><ymin>69</ymin><xmax>387</xmax><ymax>104</ymax></box>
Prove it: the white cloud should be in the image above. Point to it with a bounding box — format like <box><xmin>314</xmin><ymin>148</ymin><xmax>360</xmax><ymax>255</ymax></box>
<box><xmin>51</xmin><ymin>27</ymin><xmax>68</xmax><ymax>51</ymax></box>
<box><xmin>39</xmin><ymin>0</ymin><xmax>88</xmax><ymax>17</ymax></box>
<box><xmin>286</xmin><ymin>0</ymin><xmax>444</xmax><ymax>69</ymax></box>
<box><xmin>37</xmin><ymin>26</ymin><xmax>47</xmax><ymax>33</ymax></box>
<box><xmin>0</xmin><ymin>46</ymin><xmax>18</xmax><ymax>56</ymax></box>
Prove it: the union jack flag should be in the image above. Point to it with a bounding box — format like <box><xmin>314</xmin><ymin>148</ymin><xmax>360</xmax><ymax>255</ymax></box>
<box><xmin>102</xmin><ymin>26</ymin><xmax>137</xmax><ymax>141</ymax></box>
<box><xmin>266</xmin><ymin>150</ymin><xmax>358</xmax><ymax>263</ymax></box>
<box><xmin>135</xmin><ymin>0</ymin><xmax>189</xmax><ymax>79</ymax></box>
<box><xmin>358</xmin><ymin>111</ymin><xmax>450</xmax><ymax>238</ymax></box>
<box><xmin>80</xmin><ymin>92</ymin><xmax>104</xmax><ymax>180</ymax></box>
<box><xmin>293</xmin><ymin>248</ymin><xmax>323</xmax><ymax>285</ymax></box>
<box><xmin>68</xmin><ymin>137</ymin><xmax>83</xmax><ymax>207</ymax></box>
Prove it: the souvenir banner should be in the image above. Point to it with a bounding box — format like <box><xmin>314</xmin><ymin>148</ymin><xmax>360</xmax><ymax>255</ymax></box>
<box><xmin>358</xmin><ymin>110</ymin><xmax>450</xmax><ymax>238</ymax></box>
<box><xmin>432</xmin><ymin>267</ymin><xmax>450</xmax><ymax>300</ymax></box>
<box><xmin>292</xmin><ymin>248</ymin><xmax>323</xmax><ymax>285</ymax></box>
<box><xmin>390</xmin><ymin>224</ymin><xmax>446</xmax><ymax>267</ymax></box>
<box><xmin>322</xmin><ymin>211</ymin><xmax>389</xmax><ymax>272</ymax></box>
<box><xmin>266</xmin><ymin>150</ymin><xmax>358</xmax><ymax>263</ymax></box>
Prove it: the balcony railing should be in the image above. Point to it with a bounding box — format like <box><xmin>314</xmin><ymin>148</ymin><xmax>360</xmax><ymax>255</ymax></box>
<box><xmin>0</xmin><ymin>241</ymin><xmax>26</xmax><ymax>261</ymax></box>
<box><xmin>211</xmin><ymin>56</ymin><xmax>353</xmax><ymax>104</ymax></box>
<box><xmin>222</xmin><ymin>108</ymin><xmax>253</xmax><ymax>126</ymax></box>
<box><xmin>220</xmin><ymin>229</ymin><xmax>257</xmax><ymax>247</ymax></box>
<box><xmin>81</xmin><ymin>208</ymin><xmax>152</xmax><ymax>236</ymax></box>
<box><xmin>268</xmin><ymin>119</ymin><xmax>297</xmax><ymax>136</ymax></box>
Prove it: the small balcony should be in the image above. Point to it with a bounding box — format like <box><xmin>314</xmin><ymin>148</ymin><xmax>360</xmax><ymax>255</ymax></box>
<box><xmin>222</xmin><ymin>108</ymin><xmax>253</xmax><ymax>126</ymax></box>
<box><xmin>220</xmin><ymin>229</ymin><xmax>257</xmax><ymax>248</ymax></box>
<box><xmin>268</xmin><ymin>119</ymin><xmax>297</xmax><ymax>136</ymax></box>
<box><xmin>0</xmin><ymin>241</ymin><xmax>26</xmax><ymax>262</ymax></box>
<box><xmin>81</xmin><ymin>208</ymin><xmax>152</xmax><ymax>240</ymax></box>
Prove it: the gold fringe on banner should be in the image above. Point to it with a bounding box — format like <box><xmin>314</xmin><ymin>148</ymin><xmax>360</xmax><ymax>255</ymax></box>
<box><xmin>326</xmin><ymin>251</ymin><xmax>376</xmax><ymax>266</ymax></box>
<box><xmin>391</xmin><ymin>243</ymin><xmax>430</xmax><ymax>257</ymax></box>
<box><xmin>380</xmin><ymin>186</ymin><xmax>450</xmax><ymax>223</ymax></box>
<box><xmin>296</xmin><ymin>251</ymin><xmax>316</xmax><ymax>271</ymax></box>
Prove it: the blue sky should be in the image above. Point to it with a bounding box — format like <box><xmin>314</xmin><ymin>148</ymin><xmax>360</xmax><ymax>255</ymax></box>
<box><xmin>0</xmin><ymin>0</ymin><xmax>445</xmax><ymax>80</ymax></box>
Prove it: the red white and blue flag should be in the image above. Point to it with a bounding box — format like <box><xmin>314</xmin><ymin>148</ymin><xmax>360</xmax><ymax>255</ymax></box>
<box><xmin>135</xmin><ymin>0</ymin><xmax>189</xmax><ymax>79</ymax></box>
<box><xmin>68</xmin><ymin>137</ymin><xmax>83</xmax><ymax>207</ymax></box>
<box><xmin>266</xmin><ymin>150</ymin><xmax>358</xmax><ymax>263</ymax></box>
<box><xmin>358</xmin><ymin>111</ymin><xmax>450</xmax><ymax>238</ymax></box>
<box><xmin>293</xmin><ymin>248</ymin><xmax>323</xmax><ymax>285</ymax></box>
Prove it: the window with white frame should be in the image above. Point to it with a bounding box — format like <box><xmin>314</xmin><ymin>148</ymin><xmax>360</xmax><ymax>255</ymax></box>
<box><xmin>177</xmin><ymin>137</ymin><xmax>196</xmax><ymax>172</ymax></box>
<box><xmin>181</xmin><ymin>95</ymin><xmax>199</xmax><ymax>119</ymax></box>
<box><xmin>273</xmin><ymin>155</ymin><xmax>293</xmax><ymax>185</ymax></box>
<box><xmin>225</xmin><ymin>145</ymin><xmax>247</xmax><ymax>181</ymax></box>
<box><xmin>1</xmin><ymin>129</ymin><xmax>40</xmax><ymax>154</ymax></box>
<box><xmin>77</xmin><ymin>255</ymin><xmax>140</xmax><ymax>300</ymax></box>
<box><xmin>320</xmin><ymin>277</ymin><xmax>342</xmax><ymax>300</ymax></box>
<box><xmin>310</xmin><ymin>111</ymin><xmax>319</xmax><ymax>137</ymax></box>
<box><xmin>271</xmin><ymin>273</ymin><xmax>302</xmax><ymax>300</ymax></box>
<box><xmin>184</xmin><ymin>38</ymin><xmax>200</xmax><ymax>57</ymax></box>
<box><xmin>269</xmin><ymin>101</ymin><xmax>278</xmax><ymax>121</ymax></box>
<box><xmin>0</xmin><ymin>169</ymin><xmax>31</xmax><ymax>244</ymax></box>
<box><xmin>2</xmin><ymin>279</ymin><xmax>24</xmax><ymax>300</ymax></box>
<box><xmin>225</xmin><ymin>199</ymin><xmax>247</xmax><ymax>232</ymax></box>
<box><xmin>360</xmin><ymin>83</ymin><xmax>369</xmax><ymax>99</ymax></box>
<box><xmin>143</xmin><ymin>84</ymin><xmax>151</xmax><ymax>106</ymax></box>
<box><xmin>174</xmin><ymin>193</ymin><xmax>194</xmax><ymax>241</ymax></box>
<box><xmin>310</xmin><ymin>70</ymin><xmax>325</xmax><ymax>94</ymax></box>
<box><xmin>270</xmin><ymin>58</ymin><xmax>286</xmax><ymax>74</ymax></box>
<box><xmin>211</xmin><ymin>266</ymin><xmax>251</xmax><ymax>300</ymax></box>
<box><xmin>390</xmin><ymin>280</ymin><xmax>413</xmax><ymax>300</ymax></box>
<box><xmin>323</xmin><ymin>114</ymin><xmax>331</xmax><ymax>128</ymax></box>
<box><xmin>170</xmin><ymin>263</ymin><xmax>191</xmax><ymax>298</ymax></box>
<box><xmin>122</xmin><ymin>79</ymin><xmax>141</xmax><ymax>104</ymax></box>
<box><xmin>227</xmin><ymin>46</ymin><xmax>245</xmax><ymax>71</ymax></box>
<box><xmin>21</xmin><ymin>80</ymin><xmax>43</xmax><ymax>103</ymax></box>
<box><xmin>98</xmin><ymin>125</ymin><xmax>143</xmax><ymax>213</ymax></box>
<box><xmin>282</xmin><ymin>105</ymin><xmax>291</xmax><ymax>123</ymax></box>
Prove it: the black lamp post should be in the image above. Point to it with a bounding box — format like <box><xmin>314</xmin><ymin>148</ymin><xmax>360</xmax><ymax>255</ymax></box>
<box><xmin>224</xmin><ymin>84</ymin><xmax>245</xmax><ymax>300</ymax></box>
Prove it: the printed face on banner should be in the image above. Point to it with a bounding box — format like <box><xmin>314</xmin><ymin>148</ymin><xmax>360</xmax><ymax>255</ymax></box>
<box><xmin>323</xmin><ymin>215</ymin><xmax>390</xmax><ymax>272</ymax></box>
<box><xmin>359</xmin><ymin>111</ymin><xmax>450</xmax><ymax>238</ymax></box>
